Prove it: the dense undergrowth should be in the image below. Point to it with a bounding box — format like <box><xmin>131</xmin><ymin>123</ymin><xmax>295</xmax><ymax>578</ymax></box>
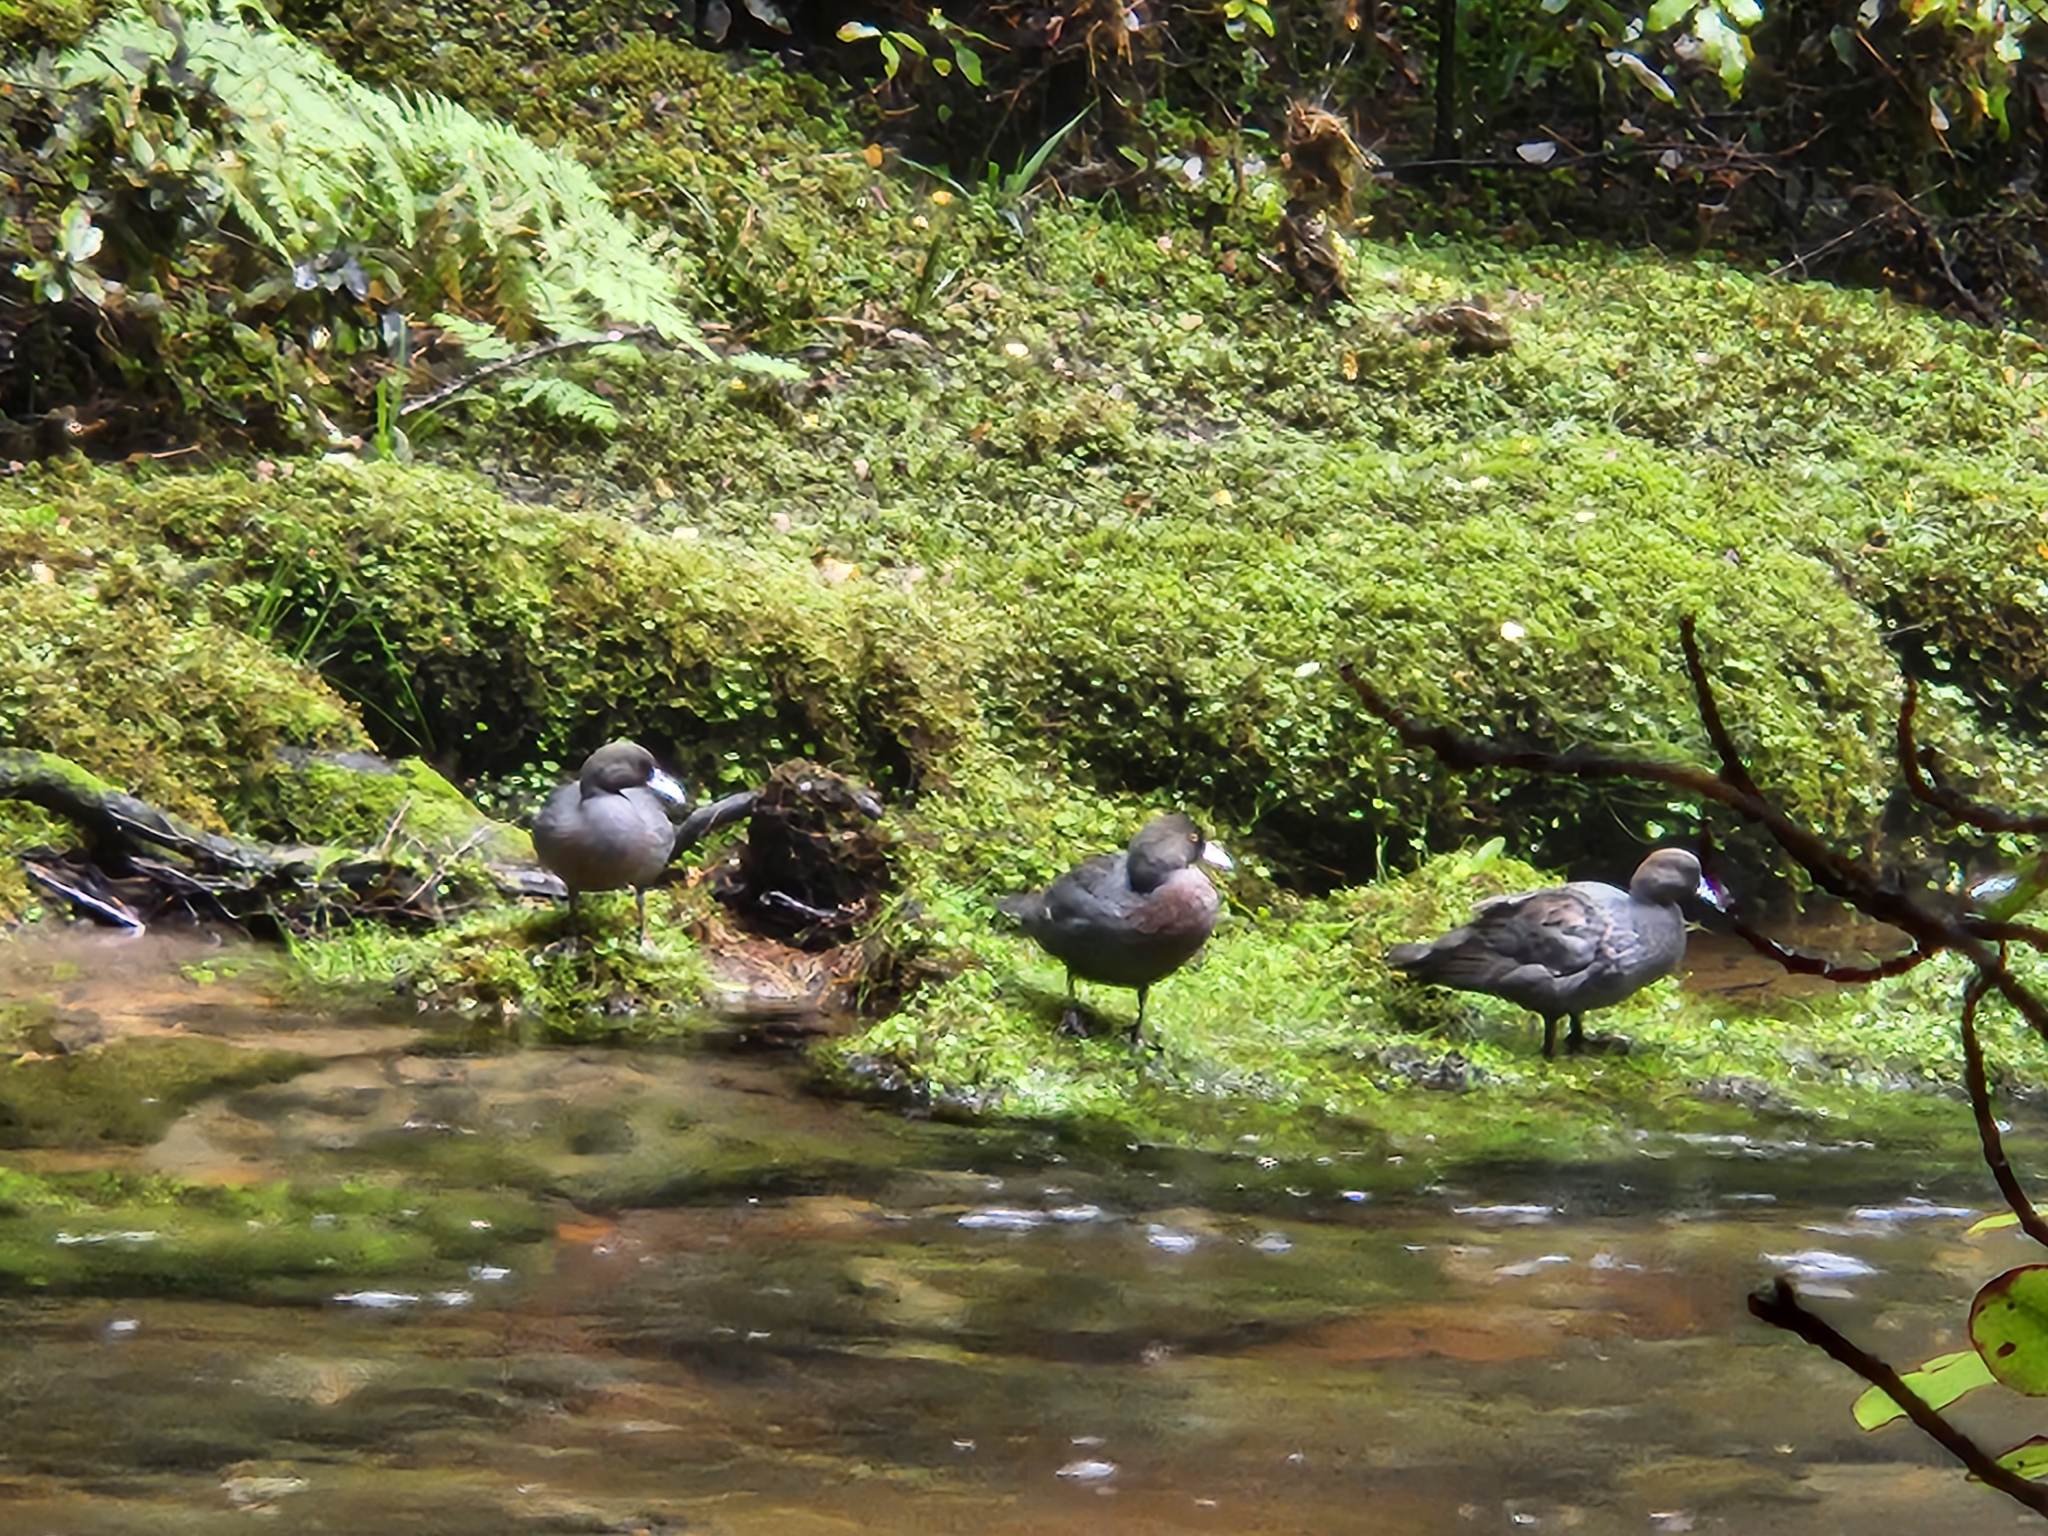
<box><xmin>7</xmin><ymin>10</ymin><xmax>2048</xmax><ymax>1138</ymax></box>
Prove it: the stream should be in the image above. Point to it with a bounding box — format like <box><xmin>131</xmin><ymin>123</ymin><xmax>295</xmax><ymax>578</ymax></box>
<box><xmin>0</xmin><ymin>926</ymin><xmax>2036</xmax><ymax>1534</ymax></box>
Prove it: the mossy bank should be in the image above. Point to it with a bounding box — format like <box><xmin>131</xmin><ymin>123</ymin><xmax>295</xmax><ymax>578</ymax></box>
<box><xmin>7</xmin><ymin>12</ymin><xmax>2048</xmax><ymax>1152</ymax></box>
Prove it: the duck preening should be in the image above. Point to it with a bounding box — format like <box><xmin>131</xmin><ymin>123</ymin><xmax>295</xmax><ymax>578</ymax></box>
<box><xmin>532</xmin><ymin>741</ymin><xmax>690</xmax><ymax>944</ymax></box>
<box><xmin>1386</xmin><ymin>848</ymin><xmax>1713</xmax><ymax>1058</ymax></box>
<box><xmin>997</xmin><ymin>813</ymin><xmax>1234</xmax><ymax>1046</ymax></box>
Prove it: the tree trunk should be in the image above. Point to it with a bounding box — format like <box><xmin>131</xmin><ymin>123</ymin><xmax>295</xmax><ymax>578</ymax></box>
<box><xmin>1433</xmin><ymin>0</ymin><xmax>1460</xmax><ymax>162</ymax></box>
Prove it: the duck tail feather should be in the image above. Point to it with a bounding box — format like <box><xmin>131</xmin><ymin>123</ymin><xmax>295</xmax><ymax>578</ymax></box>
<box><xmin>994</xmin><ymin>893</ymin><xmax>1040</xmax><ymax>927</ymax></box>
<box><xmin>1385</xmin><ymin>940</ymin><xmax>1433</xmax><ymax>970</ymax></box>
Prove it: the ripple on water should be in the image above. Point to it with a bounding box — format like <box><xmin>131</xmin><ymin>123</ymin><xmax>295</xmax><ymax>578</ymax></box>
<box><xmin>1758</xmin><ymin>1249</ymin><xmax>1879</xmax><ymax>1282</ymax></box>
<box><xmin>1848</xmin><ymin>1199</ymin><xmax>1977</xmax><ymax>1225</ymax></box>
<box><xmin>1452</xmin><ymin>1204</ymin><xmax>1558</xmax><ymax>1225</ymax></box>
<box><xmin>957</xmin><ymin>1207</ymin><xmax>1043</xmax><ymax>1231</ymax></box>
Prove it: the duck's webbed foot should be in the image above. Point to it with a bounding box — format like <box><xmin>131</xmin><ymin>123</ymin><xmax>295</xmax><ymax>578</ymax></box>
<box><xmin>1564</xmin><ymin>1015</ymin><xmax>1632</xmax><ymax>1056</ymax></box>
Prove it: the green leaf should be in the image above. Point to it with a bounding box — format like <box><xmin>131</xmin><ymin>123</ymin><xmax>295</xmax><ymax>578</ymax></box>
<box><xmin>954</xmin><ymin>43</ymin><xmax>984</xmax><ymax>86</ymax></box>
<box><xmin>1606</xmin><ymin>49</ymin><xmax>1678</xmax><ymax>102</ymax></box>
<box><xmin>727</xmin><ymin>351</ymin><xmax>809</xmax><ymax>381</ymax></box>
<box><xmin>59</xmin><ymin>203</ymin><xmax>103</xmax><ymax>264</ymax></box>
<box><xmin>1694</xmin><ymin>8</ymin><xmax>1748</xmax><ymax>92</ymax></box>
<box><xmin>1249</xmin><ymin>3</ymin><xmax>1276</xmax><ymax>35</ymax></box>
<box><xmin>1719</xmin><ymin>0</ymin><xmax>1762</xmax><ymax>26</ymax></box>
<box><xmin>836</xmin><ymin>21</ymin><xmax>881</xmax><ymax>40</ymax></box>
<box><xmin>1853</xmin><ymin>1350</ymin><xmax>1996</xmax><ymax>1430</ymax></box>
<box><xmin>1994</xmin><ymin>1437</ymin><xmax>2048</xmax><ymax>1482</ymax></box>
<box><xmin>893</xmin><ymin>30</ymin><xmax>929</xmax><ymax>57</ymax></box>
<box><xmin>931</xmin><ymin>53</ymin><xmax>952</xmax><ymax>75</ymax></box>
<box><xmin>1647</xmin><ymin>0</ymin><xmax>1696</xmax><ymax>30</ymax></box>
<box><xmin>1970</xmin><ymin>1212</ymin><xmax>2024</xmax><ymax>1237</ymax></box>
<box><xmin>1971</xmin><ymin>1266</ymin><xmax>2048</xmax><ymax>1394</ymax></box>
<box><xmin>878</xmin><ymin>35</ymin><xmax>902</xmax><ymax>75</ymax></box>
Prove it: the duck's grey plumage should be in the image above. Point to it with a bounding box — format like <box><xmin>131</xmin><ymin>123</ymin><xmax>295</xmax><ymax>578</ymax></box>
<box><xmin>531</xmin><ymin>741</ymin><xmax>688</xmax><ymax>943</ymax></box>
<box><xmin>1387</xmin><ymin>848</ymin><xmax>1702</xmax><ymax>1058</ymax></box>
<box><xmin>998</xmin><ymin>813</ymin><xmax>1232</xmax><ymax>1042</ymax></box>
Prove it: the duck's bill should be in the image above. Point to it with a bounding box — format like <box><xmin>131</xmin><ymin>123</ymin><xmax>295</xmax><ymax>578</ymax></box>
<box><xmin>1200</xmin><ymin>842</ymin><xmax>1236</xmax><ymax>872</ymax></box>
<box><xmin>646</xmin><ymin>768</ymin><xmax>690</xmax><ymax>807</ymax></box>
<box><xmin>1970</xmin><ymin>873</ymin><xmax>2019</xmax><ymax>910</ymax></box>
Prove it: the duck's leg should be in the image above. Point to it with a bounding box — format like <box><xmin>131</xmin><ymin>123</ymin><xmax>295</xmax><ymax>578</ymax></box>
<box><xmin>636</xmin><ymin>888</ymin><xmax>650</xmax><ymax>947</ymax></box>
<box><xmin>1127</xmin><ymin>985</ymin><xmax>1158</xmax><ymax>1051</ymax></box>
<box><xmin>1541</xmin><ymin>1014</ymin><xmax>1558</xmax><ymax>1060</ymax></box>
<box><xmin>1058</xmin><ymin>972</ymin><xmax>1086</xmax><ymax>1036</ymax></box>
<box><xmin>566</xmin><ymin>889</ymin><xmax>581</xmax><ymax>953</ymax></box>
<box><xmin>1566</xmin><ymin>1013</ymin><xmax>1586</xmax><ymax>1054</ymax></box>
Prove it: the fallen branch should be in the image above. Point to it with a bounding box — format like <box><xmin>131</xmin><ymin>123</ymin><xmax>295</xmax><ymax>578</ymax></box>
<box><xmin>0</xmin><ymin>748</ymin><xmax>560</xmax><ymax>929</ymax></box>
<box><xmin>400</xmin><ymin>326</ymin><xmax>658</xmax><ymax>420</ymax></box>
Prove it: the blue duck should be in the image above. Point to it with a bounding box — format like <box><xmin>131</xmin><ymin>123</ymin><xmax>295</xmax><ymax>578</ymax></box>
<box><xmin>997</xmin><ymin>813</ymin><xmax>1234</xmax><ymax>1044</ymax></box>
<box><xmin>1386</xmin><ymin>848</ymin><xmax>1709</xmax><ymax>1058</ymax></box>
<box><xmin>532</xmin><ymin>741</ymin><xmax>689</xmax><ymax>944</ymax></box>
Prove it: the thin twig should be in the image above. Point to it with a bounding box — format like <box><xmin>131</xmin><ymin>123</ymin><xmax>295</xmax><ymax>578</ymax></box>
<box><xmin>1750</xmin><ymin>1278</ymin><xmax>2048</xmax><ymax>1515</ymax></box>
<box><xmin>400</xmin><ymin>326</ymin><xmax>657</xmax><ymax>419</ymax></box>
<box><xmin>1959</xmin><ymin>965</ymin><xmax>2048</xmax><ymax>1248</ymax></box>
<box><xmin>401</xmin><ymin>827</ymin><xmax>492</xmax><ymax>908</ymax></box>
<box><xmin>1900</xmin><ymin>675</ymin><xmax>2048</xmax><ymax>834</ymax></box>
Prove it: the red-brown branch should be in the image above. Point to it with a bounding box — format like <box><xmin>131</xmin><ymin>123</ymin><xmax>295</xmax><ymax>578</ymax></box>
<box><xmin>1899</xmin><ymin>675</ymin><xmax>2048</xmax><ymax>835</ymax></box>
<box><xmin>1960</xmin><ymin>966</ymin><xmax>2048</xmax><ymax>1249</ymax></box>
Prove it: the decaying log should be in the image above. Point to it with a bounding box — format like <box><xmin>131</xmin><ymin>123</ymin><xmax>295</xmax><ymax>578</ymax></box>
<box><xmin>713</xmin><ymin>760</ymin><xmax>889</xmax><ymax>948</ymax></box>
<box><xmin>0</xmin><ymin>748</ymin><xmax>559</xmax><ymax>930</ymax></box>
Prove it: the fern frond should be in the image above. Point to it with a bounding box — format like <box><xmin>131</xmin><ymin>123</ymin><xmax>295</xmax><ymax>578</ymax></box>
<box><xmin>513</xmin><ymin>375</ymin><xmax>620</xmax><ymax>433</ymax></box>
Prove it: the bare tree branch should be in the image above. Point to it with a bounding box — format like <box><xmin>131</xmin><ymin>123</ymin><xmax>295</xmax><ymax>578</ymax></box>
<box><xmin>1346</xmin><ymin>625</ymin><xmax>2048</xmax><ymax>1522</ymax></box>
<box><xmin>1749</xmin><ymin>1279</ymin><xmax>2048</xmax><ymax>1515</ymax></box>
<box><xmin>1899</xmin><ymin>675</ymin><xmax>2048</xmax><ymax>835</ymax></box>
<box><xmin>1960</xmin><ymin>965</ymin><xmax>2048</xmax><ymax>1249</ymax></box>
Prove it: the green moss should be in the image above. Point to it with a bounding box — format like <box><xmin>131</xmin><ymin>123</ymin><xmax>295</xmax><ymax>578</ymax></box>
<box><xmin>0</xmin><ymin>801</ymin><xmax>66</xmax><ymax>923</ymax></box>
<box><xmin>824</xmin><ymin>844</ymin><xmax>2048</xmax><ymax>1159</ymax></box>
<box><xmin>0</xmin><ymin>1038</ymin><xmax>315</xmax><ymax>1148</ymax></box>
<box><xmin>0</xmin><ymin>0</ymin><xmax>97</xmax><ymax>50</ymax></box>
<box><xmin>0</xmin><ymin>555</ymin><xmax>363</xmax><ymax>829</ymax></box>
<box><xmin>243</xmin><ymin>751</ymin><xmax>531</xmax><ymax>860</ymax></box>
<box><xmin>0</xmin><ymin>1168</ymin><xmax>546</xmax><ymax>1298</ymax></box>
<box><xmin>291</xmin><ymin>902</ymin><xmax>711</xmax><ymax>1041</ymax></box>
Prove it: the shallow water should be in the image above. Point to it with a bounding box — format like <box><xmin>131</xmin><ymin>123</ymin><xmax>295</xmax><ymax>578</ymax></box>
<box><xmin>0</xmin><ymin>928</ymin><xmax>2038</xmax><ymax>1534</ymax></box>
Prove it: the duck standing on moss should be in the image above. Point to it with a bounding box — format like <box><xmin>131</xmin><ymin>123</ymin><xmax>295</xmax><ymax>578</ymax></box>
<box><xmin>532</xmin><ymin>741</ymin><xmax>690</xmax><ymax>945</ymax></box>
<box><xmin>997</xmin><ymin>813</ymin><xmax>1235</xmax><ymax>1046</ymax></box>
<box><xmin>1385</xmin><ymin>848</ymin><xmax>1713</xmax><ymax>1059</ymax></box>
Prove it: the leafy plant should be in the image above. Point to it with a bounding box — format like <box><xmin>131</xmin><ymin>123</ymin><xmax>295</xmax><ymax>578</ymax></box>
<box><xmin>0</xmin><ymin>1</ymin><xmax>750</xmax><ymax>450</ymax></box>
<box><xmin>838</xmin><ymin>8</ymin><xmax>991</xmax><ymax>85</ymax></box>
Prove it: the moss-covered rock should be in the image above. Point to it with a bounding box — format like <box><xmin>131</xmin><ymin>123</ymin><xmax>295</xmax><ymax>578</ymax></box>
<box><xmin>244</xmin><ymin>749</ymin><xmax>532</xmax><ymax>861</ymax></box>
<box><xmin>291</xmin><ymin>901</ymin><xmax>711</xmax><ymax>1040</ymax></box>
<box><xmin>0</xmin><ymin>1167</ymin><xmax>546</xmax><ymax>1298</ymax></box>
<box><xmin>824</xmin><ymin>843</ymin><xmax>2048</xmax><ymax>1158</ymax></box>
<box><xmin>0</xmin><ymin>1037</ymin><xmax>314</xmax><ymax>1148</ymax></box>
<box><xmin>0</xmin><ymin>527</ymin><xmax>364</xmax><ymax>828</ymax></box>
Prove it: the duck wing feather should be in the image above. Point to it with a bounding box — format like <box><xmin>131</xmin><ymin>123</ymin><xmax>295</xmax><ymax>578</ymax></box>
<box><xmin>1395</xmin><ymin>886</ymin><xmax>1610</xmax><ymax>990</ymax></box>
